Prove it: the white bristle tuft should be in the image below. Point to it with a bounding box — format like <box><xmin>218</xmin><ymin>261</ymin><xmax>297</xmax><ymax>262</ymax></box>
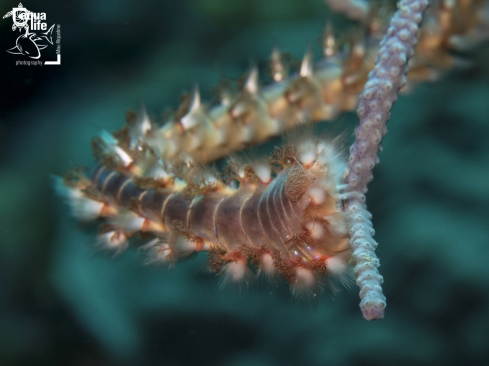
<box><xmin>114</xmin><ymin>146</ymin><xmax>133</xmax><ymax>167</ymax></box>
<box><xmin>99</xmin><ymin>130</ymin><xmax>133</xmax><ymax>167</ymax></box>
<box><xmin>148</xmin><ymin>165</ymin><xmax>170</xmax><ymax>180</ymax></box>
<box><xmin>129</xmin><ymin>105</ymin><xmax>152</xmax><ymax>148</ymax></box>
<box><xmin>324</xmin><ymin>212</ymin><xmax>349</xmax><ymax>237</ymax></box>
<box><xmin>53</xmin><ymin>177</ymin><xmax>104</xmax><ymax>221</ymax></box>
<box><xmin>226</xmin><ymin>260</ymin><xmax>247</xmax><ymax>282</ymax></box>
<box><xmin>179</xmin><ymin>86</ymin><xmax>202</xmax><ymax>131</ymax></box>
<box><xmin>221</xmin><ymin>259</ymin><xmax>253</xmax><ymax>288</ymax></box>
<box><xmin>258</xmin><ymin>253</ymin><xmax>276</xmax><ymax>276</ymax></box>
<box><xmin>251</xmin><ymin>162</ymin><xmax>271</xmax><ymax>184</ymax></box>
<box><xmin>203</xmin><ymin>172</ymin><xmax>218</xmax><ymax>184</ymax></box>
<box><xmin>139</xmin><ymin>105</ymin><xmax>152</xmax><ymax>134</ymax></box>
<box><xmin>293</xmin><ymin>268</ymin><xmax>316</xmax><ymax>295</ymax></box>
<box><xmin>297</xmin><ymin>141</ymin><xmax>317</xmax><ymax>167</ymax></box>
<box><xmin>317</xmin><ymin>141</ymin><xmax>346</xmax><ymax>183</ymax></box>
<box><xmin>308</xmin><ymin>187</ymin><xmax>326</xmax><ymax>205</ymax></box>
<box><xmin>190</xmin><ymin>85</ymin><xmax>201</xmax><ymax>111</ymax></box>
<box><xmin>238</xmin><ymin>164</ymin><xmax>246</xmax><ymax>179</ymax></box>
<box><xmin>73</xmin><ymin>196</ymin><xmax>105</xmax><ymax>221</ymax></box>
<box><xmin>179</xmin><ymin>239</ymin><xmax>199</xmax><ymax>253</ymax></box>
<box><xmin>97</xmin><ymin>230</ymin><xmax>128</xmax><ymax>254</ymax></box>
<box><xmin>325</xmin><ymin>251</ymin><xmax>354</xmax><ymax>290</ymax></box>
<box><xmin>152</xmin><ymin>244</ymin><xmax>173</xmax><ymax>264</ymax></box>
<box><xmin>326</xmin><ymin>254</ymin><xmax>348</xmax><ymax>276</ymax></box>
<box><xmin>140</xmin><ymin>238</ymin><xmax>174</xmax><ymax>265</ymax></box>
<box><xmin>300</xmin><ymin>48</ymin><xmax>313</xmax><ymax>77</ymax></box>
<box><xmin>317</xmin><ymin>141</ymin><xmax>335</xmax><ymax>162</ymax></box>
<box><xmin>305</xmin><ymin>221</ymin><xmax>325</xmax><ymax>240</ymax></box>
<box><xmin>112</xmin><ymin>210</ymin><xmax>145</xmax><ymax>234</ymax></box>
<box><xmin>245</xmin><ymin>67</ymin><xmax>259</xmax><ymax>94</ymax></box>
<box><xmin>230</xmin><ymin>101</ymin><xmax>246</xmax><ymax>119</ymax></box>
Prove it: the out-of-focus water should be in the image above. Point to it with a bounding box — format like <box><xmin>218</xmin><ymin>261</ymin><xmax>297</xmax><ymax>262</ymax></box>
<box><xmin>1</xmin><ymin>0</ymin><xmax>489</xmax><ymax>365</ymax></box>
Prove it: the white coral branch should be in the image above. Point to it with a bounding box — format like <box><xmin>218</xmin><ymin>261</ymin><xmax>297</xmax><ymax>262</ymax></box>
<box><xmin>345</xmin><ymin>0</ymin><xmax>429</xmax><ymax>320</ymax></box>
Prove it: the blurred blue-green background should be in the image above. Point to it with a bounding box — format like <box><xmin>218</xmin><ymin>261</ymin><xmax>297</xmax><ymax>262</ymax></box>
<box><xmin>1</xmin><ymin>0</ymin><xmax>489</xmax><ymax>365</ymax></box>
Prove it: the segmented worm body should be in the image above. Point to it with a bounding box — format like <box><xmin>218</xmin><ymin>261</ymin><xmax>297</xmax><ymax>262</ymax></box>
<box><xmin>58</xmin><ymin>137</ymin><xmax>351</xmax><ymax>292</ymax></box>
<box><xmin>113</xmin><ymin>0</ymin><xmax>487</xmax><ymax>165</ymax></box>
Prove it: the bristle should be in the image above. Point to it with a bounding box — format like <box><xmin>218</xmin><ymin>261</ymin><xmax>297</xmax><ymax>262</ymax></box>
<box><xmin>139</xmin><ymin>106</ymin><xmax>152</xmax><ymax>134</ymax></box>
<box><xmin>179</xmin><ymin>86</ymin><xmax>202</xmax><ymax>131</ymax></box>
<box><xmin>190</xmin><ymin>85</ymin><xmax>201</xmax><ymax>110</ymax></box>
<box><xmin>258</xmin><ymin>253</ymin><xmax>276</xmax><ymax>277</ymax></box>
<box><xmin>305</xmin><ymin>220</ymin><xmax>326</xmax><ymax>241</ymax></box>
<box><xmin>98</xmin><ymin>130</ymin><xmax>133</xmax><ymax>167</ymax></box>
<box><xmin>308</xmin><ymin>187</ymin><xmax>326</xmax><ymax>205</ymax></box>
<box><xmin>292</xmin><ymin>268</ymin><xmax>317</xmax><ymax>297</ymax></box>
<box><xmin>250</xmin><ymin>161</ymin><xmax>272</xmax><ymax>184</ymax></box>
<box><xmin>324</xmin><ymin>212</ymin><xmax>349</xmax><ymax>237</ymax></box>
<box><xmin>97</xmin><ymin>230</ymin><xmax>128</xmax><ymax>255</ymax></box>
<box><xmin>177</xmin><ymin>238</ymin><xmax>202</xmax><ymax>256</ymax></box>
<box><xmin>140</xmin><ymin>238</ymin><xmax>175</xmax><ymax>266</ymax></box>
<box><xmin>300</xmin><ymin>48</ymin><xmax>314</xmax><ymax>77</ymax></box>
<box><xmin>317</xmin><ymin>141</ymin><xmax>347</xmax><ymax>183</ymax></box>
<box><xmin>53</xmin><ymin>177</ymin><xmax>104</xmax><ymax>221</ymax></box>
<box><xmin>221</xmin><ymin>258</ymin><xmax>253</xmax><ymax>288</ymax></box>
<box><xmin>325</xmin><ymin>251</ymin><xmax>354</xmax><ymax>290</ymax></box>
<box><xmin>115</xmin><ymin>146</ymin><xmax>133</xmax><ymax>167</ymax></box>
<box><xmin>73</xmin><ymin>196</ymin><xmax>105</xmax><ymax>221</ymax></box>
<box><xmin>111</xmin><ymin>210</ymin><xmax>145</xmax><ymax>234</ymax></box>
<box><xmin>146</xmin><ymin>163</ymin><xmax>171</xmax><ymax>181</ymax></box>
<box><xmin>244</xmin><ymin>67</ymin><xmax>259</xmax><ymax>94</ymax></box>
<box><xmin>128</xmin><ymin>105</ymin><xmax>151</xmax><ymax>148</ymax></box>
<box><xmin>296</xmin><ymin>140</ymin><xmax>318</xmax><ymax>167</ymax></box>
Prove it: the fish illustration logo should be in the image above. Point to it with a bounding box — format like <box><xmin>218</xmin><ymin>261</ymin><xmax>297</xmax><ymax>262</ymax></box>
<box><xmin>3</xmin><ymin>3</ymin><xmax>55</xmax><ymax>60</ymax></box>
<box><xmin>5</xmin><ymin>24</ymin><xmax>54</xmax><ymax>59</ymax></box>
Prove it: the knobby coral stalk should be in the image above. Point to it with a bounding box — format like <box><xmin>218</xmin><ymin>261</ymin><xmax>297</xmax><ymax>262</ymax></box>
<box><xmin>345</xmin><ymin>0</ymin><xmax>429</xmax><ymax>320</ymax></box>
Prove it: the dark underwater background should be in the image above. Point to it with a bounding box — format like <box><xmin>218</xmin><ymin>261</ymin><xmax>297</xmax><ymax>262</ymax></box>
<box><xmin>1</xmin><ymin>0</ymin><xmax>489</xmax><ymax>365</ymax></box>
